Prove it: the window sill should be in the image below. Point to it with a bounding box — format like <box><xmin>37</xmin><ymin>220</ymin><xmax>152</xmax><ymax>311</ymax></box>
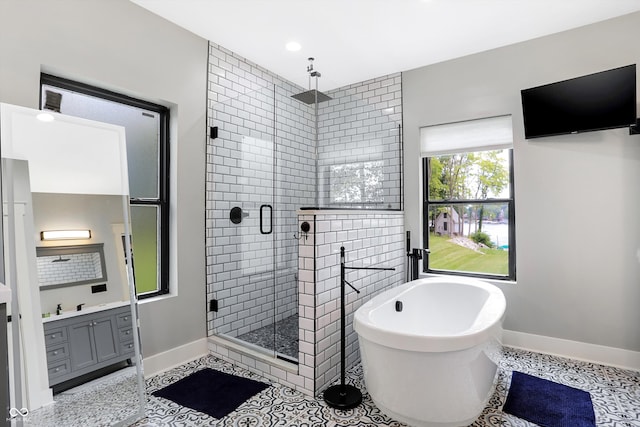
<box><xmin>137</xmin><ymin>291</ymin><xmax>176</xmax><ymax>305</ymax></box>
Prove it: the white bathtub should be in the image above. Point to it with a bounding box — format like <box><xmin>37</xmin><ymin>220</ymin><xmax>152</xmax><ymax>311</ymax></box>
<box><xmin>354</xmin><ymin>276</ymin><xmax>506</xmax><ymax>427</ymax></box>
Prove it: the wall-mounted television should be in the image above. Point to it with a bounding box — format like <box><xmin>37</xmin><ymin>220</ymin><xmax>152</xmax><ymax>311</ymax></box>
<box><xmin>521</xmin><ymin>64</ymin><xmax>637</xmax><ymax>139</ymax></box>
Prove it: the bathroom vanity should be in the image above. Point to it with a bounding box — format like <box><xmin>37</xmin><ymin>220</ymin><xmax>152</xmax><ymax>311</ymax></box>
<box><xmin>42</xmin><ymin>302</ymin><xmax>135</xmax><ymax>387</ymax></box>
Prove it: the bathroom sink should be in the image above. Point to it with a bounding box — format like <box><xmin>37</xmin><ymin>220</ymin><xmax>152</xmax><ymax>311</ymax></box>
<box><xmin>42</xmin><ymin>300</ymin><xmax>130</xmax><ymax>323</ymax></box>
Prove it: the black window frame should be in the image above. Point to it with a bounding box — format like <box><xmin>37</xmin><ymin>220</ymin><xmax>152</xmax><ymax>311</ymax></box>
<box><xmin>422</xmin><ymin>149</ymin><xmax>516</xmax><ymax>281</ymax></box>
<box><xmin>40</xmin><ymin>73</ymin><xmax>170</xmax><ymax>299</ymax></box>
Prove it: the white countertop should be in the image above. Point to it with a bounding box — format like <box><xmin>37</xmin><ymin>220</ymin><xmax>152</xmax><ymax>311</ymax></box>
<box><xmin>0</xmin><ymin>282</ymin><xmax>10</xmax><ymax>305</ymax></box>
<box><xmin>42</xmin><ymin>300</ymin><xmax>130</xmax><ymax>323</ymax></box>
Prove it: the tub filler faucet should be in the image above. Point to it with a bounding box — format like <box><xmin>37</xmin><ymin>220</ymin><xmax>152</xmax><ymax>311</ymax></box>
<box><xmin>406</xmin><ymin>231</ymin><xmax>429</xmax><ymax>281</ymax></box>
<box><xmin>323</xmin><ymin>246</ymin><xmax>395</xmax><ymax>411</ymax></box>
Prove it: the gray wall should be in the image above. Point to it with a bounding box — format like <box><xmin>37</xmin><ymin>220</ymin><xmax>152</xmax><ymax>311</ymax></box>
<box><xmin>403</xmin><ymin>12</ymin><xmax>640</xmax><ymax>352</ymax></box>
<box><xmin>0</xmin><ymin>0</ymin><xmax>208</xmax><ymax>358</ymax></box>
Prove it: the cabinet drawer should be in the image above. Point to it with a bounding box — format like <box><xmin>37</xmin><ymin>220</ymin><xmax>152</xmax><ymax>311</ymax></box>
<box><xmin>119</xmin><ymin>326</ymin><xmax>134</xmax><ymax>342</ymax></box>
<box><xmin>48</xmin><ymin>359</ymin><xmax>70</xmax><ymax>380</ymax></box>
<box><xmin>44</xmin><ymin>328</ymin><xmax>67</xmax><ymax>346</ymax></box>
<box><xmin>46</xmin><ymin>343</ymin><xmax>69</xmax><ymax>363</ymax></box>
<box><xmin>116</xmin><ymin>312</ymin><xmax>132</xmax><ymax>328</ymax></box>
<box><xmin>120</xmin><ymin>341</ymin><xmax>135</xmax><ymax>355</ymax></box>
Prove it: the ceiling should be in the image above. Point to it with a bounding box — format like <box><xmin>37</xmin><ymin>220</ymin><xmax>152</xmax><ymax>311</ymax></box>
<box><xmin>130</xmin><ymin>0</ymin><xmax>640</xmax><ymax>91</ymax></box>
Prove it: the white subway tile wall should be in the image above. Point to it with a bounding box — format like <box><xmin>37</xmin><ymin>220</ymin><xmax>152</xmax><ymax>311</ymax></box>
<box><xmin>310</xmin><ymin>211</ymin><xmax>405</xmax><ymax>393</ymax></box>
<box><xmin>317</xmin><ymin>74</ymin><xmax>403</xmax><ymax>209</ymax></box>
<box><xmin>208</xmin><ymin>211</ymin><xmax>405</xmax><ymax>396</ymax></box>
<box><xmin>205</xmin><ymin>41</ymin><xmax>405</xmax><ymax>395</ymax></box>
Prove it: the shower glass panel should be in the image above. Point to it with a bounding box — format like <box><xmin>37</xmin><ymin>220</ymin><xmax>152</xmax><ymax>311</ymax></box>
<box><xmin>272</xmin><ymin>85</ymin><xmax>314</xmax><ymax>360</ymax></box>
<box><xmin>317</xmin><ymin>123</ymin><xmax>403</xmax><ymax>210</ymax></box>
<box><xmin>210</xmin><ymin>85</ymin><xmax>304</xmax><ymax>362</ymax></box>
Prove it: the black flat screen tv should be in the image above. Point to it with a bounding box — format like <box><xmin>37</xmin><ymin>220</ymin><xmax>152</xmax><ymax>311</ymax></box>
<box><xmin>521</xmin><ymin>64</ymin><xmax>637</xmax><ymax>139</ymax></box>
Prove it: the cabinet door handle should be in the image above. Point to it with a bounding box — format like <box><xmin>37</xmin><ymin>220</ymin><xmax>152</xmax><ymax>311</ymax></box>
<box><xmin>124</xmin><ymin>317</ymin><xmax>128</xmax><ymax>321</ymax></box>
<box><xmin>54</xmin><ymin>368</ymin><xmax>60</xmax><ymax>372</ymax></box>
<box><xmin>51</xmin><ymin>334</ymin><xmax>56</xmax><ymax>339</ymax></box>
<box><xmin>53</xmin><ymin>351</ymin><xmax>58</xmax><ymax>355</ymax></box>
<box><xmin>126</xmin><ymin>330</ymin><xmax>131</xmax><ymax>335</ymax></box>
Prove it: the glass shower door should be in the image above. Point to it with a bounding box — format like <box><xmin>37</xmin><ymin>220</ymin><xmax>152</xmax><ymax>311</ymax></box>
<box><xmin>208</xmin><ymin>84</ymin><xmax>303</xmax><ymax>362</ymax></box>
<box><xmin>232</xmin><ymin>129</ymin><xmax>277</xmax><ymax>354</ymax></box>
<box><xmin>209</xmin><ymin>86</ymin><xmax>278</xmax><ymax>358</ymax></box>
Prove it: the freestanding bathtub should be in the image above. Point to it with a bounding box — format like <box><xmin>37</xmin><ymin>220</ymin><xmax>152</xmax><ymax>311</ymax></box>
<box><xmin>354</xmin><ymin>276</ymin><xmax>506</xmax><ymax>427</ymax></box>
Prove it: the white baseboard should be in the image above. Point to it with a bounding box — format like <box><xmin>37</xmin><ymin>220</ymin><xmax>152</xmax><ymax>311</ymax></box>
<box><xmin>142</xmin><ymin>338</ymin><xmax>209</xmax><ymax>378</ymax></box>
<box><xmin>503</xmin><ymin>329</ymin><xmax>640</xmax><ymax>372</ymax></box>
<box><xmin>139</xmin><ymin>332</ymin><xmax>639</xmax><ymax>380</ymax></box>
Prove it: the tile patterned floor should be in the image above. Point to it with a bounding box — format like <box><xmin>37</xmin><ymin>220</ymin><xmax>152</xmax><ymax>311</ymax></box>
<box><xmin>24</xmin><ymin>367</ymin><xmax>142</xmax><ymax>426</ymax></box>
<box><xmin>136</xmin><ymin>346</ymin><xmax>640</xmax><ymax>427</ymax></box>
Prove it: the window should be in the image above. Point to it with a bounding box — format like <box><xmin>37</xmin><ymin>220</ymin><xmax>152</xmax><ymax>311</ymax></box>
<box><xmin>329</xmin><ymin>160</ymin><xmax>384</xmax><ymax>206</ymax></box>
<box><xmin>421</xmin><ymin>116</ymin><xmax>515</xmax><ymax>280</ymax></box>
<box><xmin>40</xmin><ymin>74</ymin><xmax>170</xmax><ymax>298</ymax></box>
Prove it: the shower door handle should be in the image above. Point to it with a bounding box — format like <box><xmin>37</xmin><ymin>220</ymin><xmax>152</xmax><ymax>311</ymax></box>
<box><xmin>260</xmin><ymin>204</ymin><xmax>272</xmax><ymax>235</ymax></box>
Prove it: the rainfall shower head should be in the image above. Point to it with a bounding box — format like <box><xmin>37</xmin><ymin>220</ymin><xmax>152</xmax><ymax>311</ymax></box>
<box><xmin>291</xmin><ymin>89</ymin><xmax>332</xmax><ymax>105</ymax></box>
<box><xmin>291</xmin><ymin>57</ymin><xmax>332</xmax><ymax>104</ymax></box>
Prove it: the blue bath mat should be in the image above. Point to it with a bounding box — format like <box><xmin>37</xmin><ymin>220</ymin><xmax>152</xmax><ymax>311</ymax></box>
<box><xmin>503</xmin><ymin>371</ymin><xmax>596</xmax><ymax>427</ymax></box>
<box><xmin>152</xmin><ymin>368</ymin><xmax>269</xmax><ymax>419</ymax></box>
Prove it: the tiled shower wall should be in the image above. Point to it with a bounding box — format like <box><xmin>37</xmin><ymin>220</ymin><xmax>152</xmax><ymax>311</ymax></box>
<box><xmin>302</xmin><ymin>211</ymin><xmax>405</xmax><ymax>393</ymax></box>
<box><xmin>317</xmin><ymin>74</ymin><xmax>403</xmax><ymax>209</ymax></box>
<box><xmin>205</xmin><ymin>42</ymin><xmax>316</xmax><ymax>338</ymax></box>
<box><xmin>209</xmin><ymin>210</ymin><xmax>405</xmax><ymax>396</ymax></box>
<box><xmin>205</xmin><ymin>41</ymin><xmax>405</xmax><ymax>395</ymax></box>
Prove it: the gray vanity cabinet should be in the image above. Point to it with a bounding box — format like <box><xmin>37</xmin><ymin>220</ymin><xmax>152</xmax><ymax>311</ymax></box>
<box><xmin>44</xmin><ymin>305</ymin><xmax>135</xmax><ymax>387</ymax></box>
<box><xmin>67</xmin><ymin>315</ymin><xmax>119</xmax><ymax>371</ymax></box>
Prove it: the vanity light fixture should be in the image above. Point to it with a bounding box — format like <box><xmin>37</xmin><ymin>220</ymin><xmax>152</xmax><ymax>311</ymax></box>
<box><xmin>40</xmin><ymin>229</ymin><xmax>91</xmax><ymax>241</ymax></box>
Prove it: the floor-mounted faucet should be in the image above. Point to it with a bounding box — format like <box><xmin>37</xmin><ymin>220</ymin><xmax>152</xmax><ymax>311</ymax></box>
<box><xmin>323</xmin><ymin>246</ymin><xmax>395</xmax><ymax>410</ymax></box>
<box><xmin>406</xmin><ymin>231</ymin><xmax>429</xmax><ymax>281</ymax></box>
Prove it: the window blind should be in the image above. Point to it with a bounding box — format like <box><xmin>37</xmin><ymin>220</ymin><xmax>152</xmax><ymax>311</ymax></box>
<box><xmin>420</xmin><ymin>115</ymin><xmax>513</xmax><ymax>156</ymax></box>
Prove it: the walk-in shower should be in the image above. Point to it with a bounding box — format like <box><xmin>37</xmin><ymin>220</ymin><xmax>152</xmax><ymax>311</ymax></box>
<box><xmin>206</xmin><ymin>79</ymin><xmax>315</xmax><ymax>363</ymax></box>
<box><xmin>206</xmin><ymin>50</ymin><xmax>403</xmax><ymax>366</ymax></box>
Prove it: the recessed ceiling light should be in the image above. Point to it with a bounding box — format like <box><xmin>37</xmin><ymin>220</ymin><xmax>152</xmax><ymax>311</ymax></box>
<box><xmin>285</xmin><ymin>41</ymin><xmax>301</xmax><ymax>52</ymax></box>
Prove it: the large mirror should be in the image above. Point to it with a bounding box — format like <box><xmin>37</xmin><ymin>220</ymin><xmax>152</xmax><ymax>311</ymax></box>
<box><xmin>1</xmin><ymin>103</ymin><xmax>145</xmax><ymax>426</ymax></box>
